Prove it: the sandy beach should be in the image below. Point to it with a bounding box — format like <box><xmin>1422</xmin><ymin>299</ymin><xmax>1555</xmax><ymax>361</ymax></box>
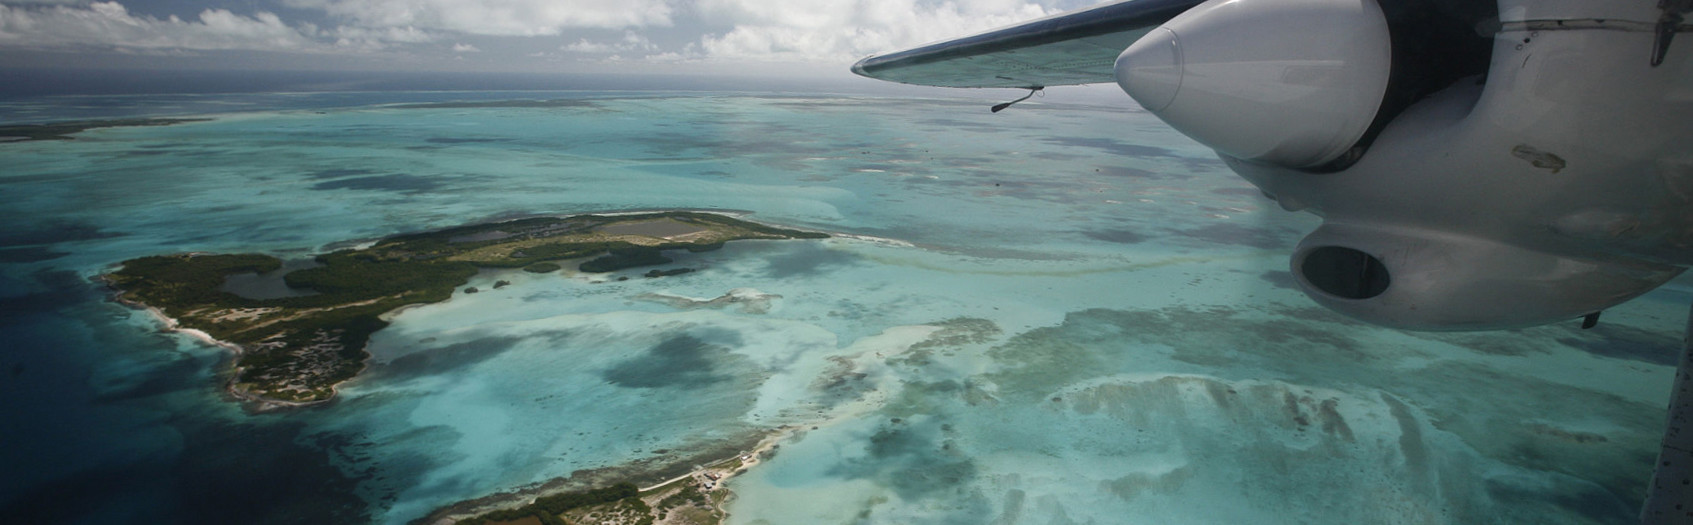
<box><xmin>114</xmin><ymin>288</ymin><xmax>344</xmax><ymax>410</ymax></box>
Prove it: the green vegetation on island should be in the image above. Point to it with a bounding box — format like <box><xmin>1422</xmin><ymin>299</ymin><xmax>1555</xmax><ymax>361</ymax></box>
<box><xmin>645</xmin><ymin>268</ymin><xmax>696</xmax><ymax>278</ymax></box>
<box><xmin>425</xmin><ymin>432</ymin><xmax>773</xmax><ymax>525</ymax></box>
<box><xmin>106</xmin><ymin>211</ymin><xmax>827</xmax><ymax>406</ymax></box>
<box><xmin>523</xmin><ymin>262</ymin><xmax>562</xmax><ymax>273</ymax></box>
<box><xmin>0</xmin><ymin>118</ymin><xmax>210</xmax><ymax>142</ymax></box>
<box><xmin>457</xmin><ymin>483</ymin><xmax>638</xmax><ymax>525</ymax></box>
<box><xmin>579</xmin><ymin>247</ymin><xmax>675</xmax><ymax>273</ymax></box>
<box><xmin>460</xmin><ymin>464</ymin><xmax>737</xmax><ymax>525</ymax></box>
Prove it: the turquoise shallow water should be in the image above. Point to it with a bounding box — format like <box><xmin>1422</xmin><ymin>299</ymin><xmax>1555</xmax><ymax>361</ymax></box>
<box><xmin>0</xmin><ymin>91</ymin><xmax>1685</xmax><ymax>524</ymax></box>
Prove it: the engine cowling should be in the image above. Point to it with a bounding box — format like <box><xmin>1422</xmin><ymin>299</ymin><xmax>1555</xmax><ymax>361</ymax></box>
<box><xmin>1291</xmin><ymin>224</ymin><xmax>1684</xmax><ymax>331</ymax></box>
<box><xmin>1113</xmin><ymin>0</ymin><xmax>1393</xmax><ymax>169</ymax></box>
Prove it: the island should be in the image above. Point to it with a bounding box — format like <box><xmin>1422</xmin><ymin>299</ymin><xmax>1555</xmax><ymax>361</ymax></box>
<box><xmin>429</xmin><ymin>431</ymin><xmax>787</xmax><ymax>525</ymax></box>
<box><xmin>0</xmin><ymin>118</ymin><xmax>210</xmax><ymax>142</ymax></box>
<box><xmin>105</xmin><ymin>211</ymin><xmax>827</xmax><ymax>406</ymax></box>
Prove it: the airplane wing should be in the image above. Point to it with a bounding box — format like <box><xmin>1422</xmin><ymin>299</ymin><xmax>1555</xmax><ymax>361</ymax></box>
<box><xmin>850</xmin><ymin>0</ymin><xmax>1205</xmax><ymax>89</ymax></box>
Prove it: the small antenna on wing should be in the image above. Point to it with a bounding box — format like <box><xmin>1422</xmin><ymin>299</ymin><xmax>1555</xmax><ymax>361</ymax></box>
<box><xmin>1581</xmin><ymin>311</ymin><xmax>1601</xmax><ymax>329</ymax></box>
<box><xmin>1651</xmin><ymin>0</ymin><xmax>1693</xmax><ymax>66</ymax></box>
<box><xmin>991</xmin><ymin>88</ymin><xmax>1043</xmax><ymax>113</ymax></box>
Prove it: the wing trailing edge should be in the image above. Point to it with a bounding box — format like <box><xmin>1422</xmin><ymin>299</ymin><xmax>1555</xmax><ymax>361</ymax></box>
<box><xmin>851</xmin><ymin>0</ymin><xmax>1204</xmax><ymax>89</ymax></box>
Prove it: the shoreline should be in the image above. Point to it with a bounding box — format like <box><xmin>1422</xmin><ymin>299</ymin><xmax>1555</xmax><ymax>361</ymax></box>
<box><xmin>100</xmin><ymin>210</ymin><xmax>833</xmax><ymax>407</ymax></box>
<box><xmin>639</xmin><ymin>429</ymin><xmax>787</xmax><ymax>493</ymax></box>
<box><xmin>829</xmin><ymin>232</ymin><xmax>917</xmax><ymax>248</ymax></box>
<box><xmin>420</xmin><ymin>427</ymin><xmax>796</xmax><ymax>525</ymax></box>
<box><xmin>93</xmin><ymin>210</ymin><xmax>863</xmax><ymax>521</ymax></box>
<box><xmin>106</xmin><ymin>280</ymin><xmax>345</xmax><ymax>411</ymax></box>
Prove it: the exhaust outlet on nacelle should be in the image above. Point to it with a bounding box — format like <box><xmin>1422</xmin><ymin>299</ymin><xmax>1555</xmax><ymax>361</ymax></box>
<box><xmin>1292</xmin><ymin>225</ymin><xmax>1683</xmax><ymax>331</ymax></box>
<box><xmin>1299</xmin><ymin>246</ymin><xmax>1390</xmax><ymax>300</ymax></box>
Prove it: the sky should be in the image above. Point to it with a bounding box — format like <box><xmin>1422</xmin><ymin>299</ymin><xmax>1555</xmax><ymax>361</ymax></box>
<box><xmin>0</xmin><ymin>0</ymin><xmax>1106</xmax><ymax>80</ymax></box>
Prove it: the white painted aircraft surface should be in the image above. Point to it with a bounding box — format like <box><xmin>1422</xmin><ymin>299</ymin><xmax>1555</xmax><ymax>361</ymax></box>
<box><xmin>852</xmin><ymin>0</ymin><xmax>1693</xmax><ymax>522</ymax></box>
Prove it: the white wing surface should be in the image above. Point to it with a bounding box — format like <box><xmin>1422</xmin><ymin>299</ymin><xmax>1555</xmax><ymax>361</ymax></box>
<box><xmin>850</xmin><ymin>0</ymin><xmax>1204</xmax><ymax>89</ymax></box>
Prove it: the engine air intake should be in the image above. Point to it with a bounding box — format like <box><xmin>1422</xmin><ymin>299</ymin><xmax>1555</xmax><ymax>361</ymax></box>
<box><xmin>1299</xmin><ymin>246</ymin><xmax>1390</xmax><ymax>299</ymax></box>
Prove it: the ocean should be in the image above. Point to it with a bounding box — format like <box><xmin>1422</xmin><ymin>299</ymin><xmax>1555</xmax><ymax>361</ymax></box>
<box><xmin>0</xmin><ymin>87</ymin><xmax>1684</xmax><ymax>524</ymax></box>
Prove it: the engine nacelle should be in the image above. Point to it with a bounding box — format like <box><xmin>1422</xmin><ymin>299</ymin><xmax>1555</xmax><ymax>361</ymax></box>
<box><xmin>1292</xmin><ymin>225</ymin><xmax>1683</xmax><ymax>331</ymax></box>
<box><xmin>1113</xmin><ymin>0</ymin><xmax>1392</xmax><ymax>168</ymax></box>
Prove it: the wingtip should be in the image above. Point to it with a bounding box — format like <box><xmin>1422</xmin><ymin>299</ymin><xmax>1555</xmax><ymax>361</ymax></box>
<box><xmin>850</xmin><ymin>56</ymin><xmax>876</xmax><ymax>78</ymax></box>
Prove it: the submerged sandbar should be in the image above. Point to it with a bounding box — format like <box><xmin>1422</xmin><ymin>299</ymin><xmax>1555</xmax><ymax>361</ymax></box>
<box><xmin>106</xmin><ymin>211</ymin><xmax>827</xmax><ymax>406</ymax></box>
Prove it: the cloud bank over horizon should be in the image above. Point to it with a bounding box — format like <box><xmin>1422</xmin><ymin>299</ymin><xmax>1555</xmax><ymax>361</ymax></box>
<box><xmin>0</xmin><ymin>0</ymin><xmax>1096</xmax><ymax>72</ymax></box>
<box><xmin>0</xmin><ymin>2</ymin><xmax>322</xmax><ymax>52</ymax></box>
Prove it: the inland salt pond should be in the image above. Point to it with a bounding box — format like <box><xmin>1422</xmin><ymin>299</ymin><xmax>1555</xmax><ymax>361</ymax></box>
<box><xmin>1</xmin><ymin>91</ymin><xmax>1687</xmax><ymax>525</ymax></box>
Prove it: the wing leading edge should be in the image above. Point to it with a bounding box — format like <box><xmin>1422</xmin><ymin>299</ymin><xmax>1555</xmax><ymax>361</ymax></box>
<box><xmin>851</xmin><ymin>0</ymin><xmax>1204</xmax><ymax>89</ymax></box>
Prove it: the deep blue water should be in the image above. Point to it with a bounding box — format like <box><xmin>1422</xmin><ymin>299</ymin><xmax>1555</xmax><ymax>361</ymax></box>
<box><xmin>0</xmin><ymin>273</ymin><xmax>368</xmax><ymax>523</ymax></box>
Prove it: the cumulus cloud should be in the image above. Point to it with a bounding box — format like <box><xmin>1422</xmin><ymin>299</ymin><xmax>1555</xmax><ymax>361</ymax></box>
<box><xmin>315</xmin><ymin>24</ymin><xmax>436</xmax><ymax>52</ymax></box>
<box><xmin>0</xmin><ymin>0</ymin><xmax>1083</xmax><ymax>68</ymax></box>
<box><xmin>282</xmin><ymin>0</ymin><xmax>674</xmax><ymax>37</ymax></box>
<box><xmin>691</xmin><ymin>0</ymin><xmax>1056</xmax><ymax>62</ymax></box>
<box><xmin>563</xmin><ymin>30</ymin><xmax>655</xmax><ymax>53</ymax></box>
<box><xmin>0</xmin><ymin>1</ymin><xmax>323</xmax><ymax>52</ymax></box>
<box><xmin>536</xmin><ymin>0</ymin><xmax>1067</xmax><ymax>64</ymax></box>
